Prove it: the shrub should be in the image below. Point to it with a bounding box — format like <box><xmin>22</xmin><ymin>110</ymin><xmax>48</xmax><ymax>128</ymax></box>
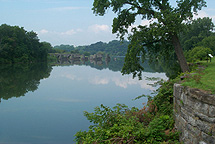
<box><xmin>75</xmin><ymin>80</ymin><xmax>180</xmax><ymax>144</ymax></box>
<box><xmin>186</xmin><ymin>46</ymin><xmax>213</xmax><ymax>62</ymax></box>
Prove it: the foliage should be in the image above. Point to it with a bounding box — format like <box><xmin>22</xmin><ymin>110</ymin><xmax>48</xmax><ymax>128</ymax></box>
<box><xmin>0</xmin><ymin>24</ymin><xmax>52</xmax><ymax>63</ymax></box>
<box><xmin>153</xmin><ymin>79</ymin><xmax>179</xmax><ymax>115</ymax></box>
<box><xmin>180</xmin><ymin>17</ymin><xmax>214</xmax><ymax>51</ymax></box>
<box><xmin>196</xmin><ymin>35</ymin><xmax>215</xmax><ymax>55</ymax></box>
<box><xmin>93</xmin><ymin>0</ymin><xmax>207</xmax><ymax>75</ymax></box>
<box><xmin>53</xmin><ymin>40</ymin><xmax>129</xmax><ymax>56</ymax></box>
<box><xmin>185</xmin><ymin>46</ymin><xmax>213</xmax><ymax>62</ymax></box>
<box><xmin>75</xmin><ymin>79</ymin><xmax>180</xmax><ymax>143</ymax></box>
<box><xmin>148</xmin><ymin>53</ymin><xmax>182</xmax><ymax>79</ymax></box>
<box><xmin>53</xmin><ymin>44</ymin><xmax>75</xmax><ymax>52</ymax></box>
<box><xmin>77</xmin><ymin>40</ymin><xmax>129</xmax><ymax>56</ymax></box>
<box><xmin>41</xmin><ymin>42</ymin><xmax>54</xmax><ymax>53</ymax></box>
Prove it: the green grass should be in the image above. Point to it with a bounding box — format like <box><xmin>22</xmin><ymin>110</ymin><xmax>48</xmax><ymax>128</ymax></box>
<box><xmin>181</xmin><ymin>57</ymin><xmax>215</xmax><ymax>94</ymax></box>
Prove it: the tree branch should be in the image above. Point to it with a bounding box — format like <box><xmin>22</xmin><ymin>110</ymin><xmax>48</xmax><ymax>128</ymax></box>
<box><xmin>125</xmin><ymin>1</ymin><xmax>156</xmax><ymax>17</ymax></box>
<box><xmin>141</xmin><ymin>39</ymin><xmax>161</xmax><ymax>47</ymax></box>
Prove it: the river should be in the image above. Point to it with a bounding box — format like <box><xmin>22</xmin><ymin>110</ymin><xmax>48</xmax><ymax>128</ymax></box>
<box><xmin>0</xmin><ymin>58</ymin><xmax>167</xmax><ymax>144</ymax></box>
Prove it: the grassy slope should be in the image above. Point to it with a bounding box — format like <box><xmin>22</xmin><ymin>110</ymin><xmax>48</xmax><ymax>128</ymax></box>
<box><xmin>181</xmin><ymin>57</ymin><xmax>215</xmax><ymax>94</ymax></box>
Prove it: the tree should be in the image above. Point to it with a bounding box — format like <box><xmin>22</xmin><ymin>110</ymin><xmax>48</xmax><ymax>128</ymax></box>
<box><xmin>54</xmin><ymin>44</ymin><xmax>75</xmax><ymax>52</ymax></box>
<box><xmin>180</xmin><ymin>17</ymin><xmax>214</xmax><ymax>51</ymax></box>
<box><xmin>93</xmin><ymin>0</ymin><xmax>206</xmax><ymax>76</ymax></box>
<box><xmin>196</xmin><ymin>35</ymin><xmax>215</xmax><ymax>55</ymax></box>
<box><xmin>186</xmin><ymin>46</ymin><xmax>213</xmax><ymax>62</ymax></box>
<box><xmin>0</xmin><ymin>24</ymin><xmax>48</xmax><ymax>63</ymax></box>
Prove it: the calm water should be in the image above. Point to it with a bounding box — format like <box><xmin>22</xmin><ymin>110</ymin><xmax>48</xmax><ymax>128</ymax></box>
<box><xmin>0</xmin><ymin>58</ymin><xmax>167</xmax><ymax>144</ymax></box>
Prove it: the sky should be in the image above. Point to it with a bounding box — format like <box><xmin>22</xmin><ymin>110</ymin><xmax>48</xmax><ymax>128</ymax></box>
<box><xmin>0</xmin><ymin>0</ymin><xmax>215</xmax><ymax>46</ymax></box>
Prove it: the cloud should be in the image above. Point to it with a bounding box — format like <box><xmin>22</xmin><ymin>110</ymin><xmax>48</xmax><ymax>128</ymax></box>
<box><xmin>88</xmin><ymin>24</ymin><xmax>110</xmax><ymax>33</ymax></box>
<box><xmin>37</xmin><ymin>28</ymin><xmax>83</xmax><ymax>36</ymax></box>
<box><xmin>61</xmin><ymin>29</ymin><xmax>76</xmax><ymax>35</ymax></box>
<box><xmin>38</xmin><ymin>29</ymin><xmax>49</xmax><ymax>34</ymax></box>
<box><xmin>89</xmin><ymin>76</ymin><xmax>109</xmax><ymax>85</ymax></box>
<box><xmin>127</xmin><ymin>18</ymin><xmax>157</xmax><ymax>34</ymax></box>
<box><xmin>141</xmin><ymin>20</ymin><xmax>151</xmax><ymax>26</ymax></box>
<box><xmin>193</xmin><ymin>10</ymin><xmax>209</xmax><ymax>19</ymax></box>
<box><xmin>61</xmin><ymin>29</ymin><xmax>83</xmax><ymax>35</ymax></box>
<box><xmin>111</xmin><ymin>76</ymin><xmax>158</xmax><ymax>90</ymax></box>
<box><xmin>193</xmin><ymin>10</ymin><xmax>215</xmax><ymax>24</ymax></box>
<box><xmin>61</xmin><ymin>73</ymin><xmax>83</xmax><ymax>81</ymax></box>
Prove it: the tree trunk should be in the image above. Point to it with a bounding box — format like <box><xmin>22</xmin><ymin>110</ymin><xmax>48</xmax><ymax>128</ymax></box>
<box><xmin>172</xmin><ymin>34</ymin><xmax>190</xmax><ymax>73</ymax></box>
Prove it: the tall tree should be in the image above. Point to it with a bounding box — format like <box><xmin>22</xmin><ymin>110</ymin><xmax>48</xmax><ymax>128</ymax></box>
<box><xmin>0</xmin><ymin>24</ymin><xmax>49</xmax><ymax>63</ymax></box>
<box><xmin>93</xmin><ymin>0</ymin><xmax>206</xmax><ymax>77</ymax></box>
<box><xmin>180</xmin><ymin>17</ymin><xmax>214</xmax><ymax>51</ymax></box>
<box><xmin>197</xmin><ymin>35</ymin><xmax>215</xmax><ymax>55</ymax></box>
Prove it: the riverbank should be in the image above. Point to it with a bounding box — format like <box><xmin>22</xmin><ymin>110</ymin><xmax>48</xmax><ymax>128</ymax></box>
<box><xmin>74</xmin><ymin>58</ymin><xmax>215</xmax><ymax>143</ymax></box>
<box><xmin>75</xmin><ymin>78</ymin><xmax>181</xmax><ymax>143</ymax></box>
<box><xmin>173</xmin><ymin>58</ymin><xmax>215</xmax><ymax>143</ymax></box>
<box><xmin>181</xmin><ymin>58</ymin><xmax>215</xmax><ymax>94</ymax></box>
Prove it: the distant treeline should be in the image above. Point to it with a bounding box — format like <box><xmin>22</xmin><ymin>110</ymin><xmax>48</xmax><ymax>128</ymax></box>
<box><xmin>53</xmin><ymin>18</ymin><xmax>215</xmax><ymax>61</ymax></box>
<box><xmin>53</xmin><ymin>40</ymin><xmax>129</xmax><ymax>56</ymax></box>
<box><xmin>0</xmin><ymin>24</ymin><xmax>52</xmax><ymax>64</ymax></box>
<box><xmin>1</xmin><ymin>17</ymin><xmax>214</xmax><ymax>64</ymax></box>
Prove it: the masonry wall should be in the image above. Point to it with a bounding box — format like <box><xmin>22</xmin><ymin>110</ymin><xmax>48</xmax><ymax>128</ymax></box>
<box><xmin>173</xmin><ymin>84</ymin><xmax>215</xmax><ymax>144</ymax></box>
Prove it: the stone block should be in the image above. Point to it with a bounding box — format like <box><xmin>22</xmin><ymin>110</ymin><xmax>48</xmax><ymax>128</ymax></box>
<box><xmin>180</xmin><ymin>107</ymin><xmax>189</xmax><ymax>121</ymax></box>
<box><xmin>183</xmin><ymin>129</ymin><xmax>189</xmax><ymax>140</ymax></box>
<box><xmin>193</xmin><ymin>101</ymin><xmax>209</xmax><ymax>116</ymax></box>
<box><xmin>174</xmin><ymin>83</ymin><xmax>215</xmax><ymax>144</ymax></box>
<box><xmin>208</xmin><ymin>105</ymin><xmax>215</xmax><ymax>117</ymax></box>
<box><xmin>187</xmin><ymin>123</ymin><xmax>201</xmax><ymax>136</ymax></box>
<box><xmin>189</xmin><ymin>88</ymin><xmax>215</xmax><ymax>106</ymax></box>
<box><xmin>174</xmin><ymin>102</ymin><xmax>181</xmax><ymax>116</ymax></box>
<box><xmin>194</xmin><ymin>111</ymin><xmax>215</xmax><ymax>123</ymax></box>
<box><xmin>212</xmin><ymin>125</ymin><xmax>215</xmax><ymax>136</ymax></box>
<box><xmin>174</xmin><ymin>84</ymin><xmax>184</xmax><ymax>99</ymax></box>
<box><xmin>182</xmin><ymin>93</ymin><xmax>188</xmax><ymax>105</ymax></box>
<box><xmin>178</xmin><ymin>114</ymin><xmax>187</xmax><ymax>128</ymax></box>
<box><xmin>196</xmin><ymin>119</ymin><xmax>212</xmax><ymax>134</ymax></box>
<box><xmin>188</xmin><ymin>115</ymin><xmax>197</xmax><ymax>127</ymax></box>
<box><xmin>201</xmin><ymin>131</ymin><xmax>215</xmax><ymax>144</ymax></box>
<box><xmin>176</xmin><ymin>99</ymin><xmax>183</xmax><ymax>110</ymax></box>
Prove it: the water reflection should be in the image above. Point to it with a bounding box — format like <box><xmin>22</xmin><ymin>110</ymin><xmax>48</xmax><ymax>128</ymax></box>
<box><xmin>59</xmin><ymin>67</ymin><xmax>165</xmax><ymax>90</ymax></box>
<box><xmin>53</xmin><ymin>57</ymin><xmax>158</xmax><ymax>72</ymax></box>
<box><xmin>0</xmin><ymin>56</ymin><xmax>179</xmax><ymax>103</ymax></box>
<box><xmin>0</xmin><ymin>58</ymin><xmax>169</xmax><ymax>143</ymax></box>
<box><xmin>0</xmin><ymin>63</ymin><xmax>52</xmax><ymax>102</ymax></box>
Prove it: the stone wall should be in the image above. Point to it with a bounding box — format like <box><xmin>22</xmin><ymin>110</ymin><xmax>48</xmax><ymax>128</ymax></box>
<box><xmin>174</xmin><ymin>84</ymin><xmax>215</xmax><ymax>144</ymax></box>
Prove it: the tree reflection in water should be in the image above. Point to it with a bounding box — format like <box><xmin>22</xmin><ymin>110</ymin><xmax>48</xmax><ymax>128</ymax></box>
<box><xmin>0</xmin><ymin>62</ymin><xmax>52</xmax><ymax>102</ymax></box>
<box><xmin>0</xmin><ymin>56</ymin><xmax>180</xmax><ymax>102</ymax></box>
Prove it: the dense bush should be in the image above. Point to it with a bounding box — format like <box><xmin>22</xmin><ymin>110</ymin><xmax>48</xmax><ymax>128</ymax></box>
<box><xmin>75</xmin><ymin>80</ymin><xmax>180</xmax><ymax>144</ymax></box>
<box><xmin>185</xmin><ymin>46</ymin><xmax>213</xmax><ymax>62</ymax></box>
<box><xmin>0</xmin><ymin>24</ymin><xmax>52</xmax><ymax>63</ymax></box>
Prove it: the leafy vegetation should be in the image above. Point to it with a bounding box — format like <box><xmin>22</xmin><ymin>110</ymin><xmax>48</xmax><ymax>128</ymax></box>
<box><xmin>180</xmin><ymin>17</ymin><xmax>215</xmax><ymax>63</ymax></box>
<box><xmin>185</xmin><ymin>46</ymin><xmax>213</xmax><ymax>62</ymax></box>
<box><xmin>0</xmin><ymin>24</ymin><xmax>52</xmax><ymax>64</ymax></box>
<box><xmin>53</xmin><ymin>40</ymin><xmax>129</xmax><ymax>56</ymax></box>
<box><xmin>196</xmin><ymin>35</ymin><xmax>215</xmax><ymax>55</ymax></box>
<box><xmin>53</xmin><ymin>44</ymin><xmax>75</xmax><ymax>53</ymax></box>
<box><xmin>93</xmin><ymin>0</ymin><xmax>208</xmax><ymax>74</ymax></box>
<box><xmin>80</xmin><ymin>40</ymin><xmax>129</xmax><ymax>56</ymax></box>
<box><xmin>75</xmin><ymin>79</ymin><xmax>180</xmax><ymax>143</ymax></box>
<box><xmin>180</xmin><ymin>17</ymin><xmax>214</xmax><ymax>52</ymax></box>
<box><xmin>74</xmin><ymin>2</ymin><xmax>215</xmax><ymax>143</ymax></box>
